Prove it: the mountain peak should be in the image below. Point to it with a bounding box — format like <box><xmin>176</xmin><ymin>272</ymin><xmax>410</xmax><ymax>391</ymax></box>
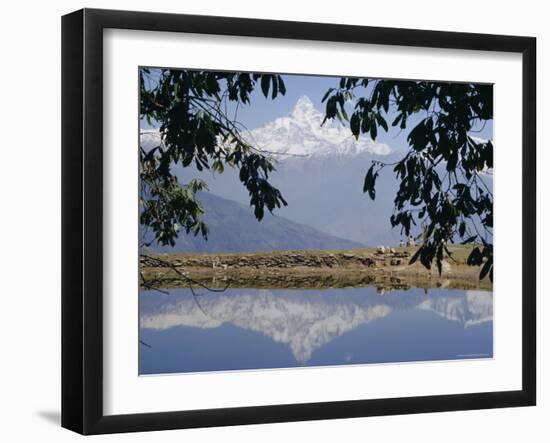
<box><xmin>293</xmin><ymin>95</ymin><xmax>315</xmax><ymax>111</ymax></box>
<box><xmin>290</xmin><ymin>95</ymin><xmax>321</xmax><ymax>121</ymax></box>
<box><xmin>245</xmin><ymin>96</ymin><xmax>392</xmax><ymax>158</ymax></box>
<box><xmin>140</xmin><ymin>95</ymin><xmax>393</xmax><ymax>159</ymax></box>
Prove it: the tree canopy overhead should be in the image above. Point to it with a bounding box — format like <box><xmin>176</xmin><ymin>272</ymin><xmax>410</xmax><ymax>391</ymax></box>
<box><xmin>140</xmin><ymin>68</ymin><xmax>288</xmax><ymax>246</ymax></box>
<box><xmin>139</xmin><ymin>68</ymin><xmax>493</xmax><ymax>280</ymax></box>
<box><xmin>322</xmin><ymin>78</ymin><xmax>493</xmax><ymax>279</ymax></box>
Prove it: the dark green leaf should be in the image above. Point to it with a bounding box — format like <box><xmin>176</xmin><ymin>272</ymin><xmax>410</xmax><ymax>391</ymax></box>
<box><xmin>260</xmin><ymin>76</ymin><xmax>270</xmax><ymax>98</ymax></box>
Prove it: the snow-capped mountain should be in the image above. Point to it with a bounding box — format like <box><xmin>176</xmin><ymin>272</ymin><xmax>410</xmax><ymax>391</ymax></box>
<box><xmin>139</xmin><ymin>96</ymin><xmax>391</xmax><ymax>158</ymax></box>
<box><xmin>139</xmin><ymin>97</ymin><xmax>400</xmax><ymax>246</ymax></box>
<box><xmin>140</xmin><ymin>129</ymin><xmax>162</xmax><ymax>150</ymax></box>
<box><xmin>140</xmin><ymin>96</ymin><xmax>492</xmax><ymax>247</ymax></box>
<box><xmin>140</xmin><ymin>288</ymin><xmax>493</xmax><ymax>363</ymax></box>
<box><xmin>241</xmin><ymin>96</ymin><xmax>391</xmax><ymax>158</ymax></box>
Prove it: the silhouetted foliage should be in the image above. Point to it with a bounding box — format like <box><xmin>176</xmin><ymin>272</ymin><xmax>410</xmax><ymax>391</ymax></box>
<box><xmin>140</xmin><ymin>68</ymin><xmax>287</xmax><ymax>246</ymax></box>
<box><xmin>140</xmin><ymin>68</ymin><xmax>494</xmax><ymax>282</ymax></box>
<box><xmin>322</xmin><ymin>78</ymin><xmax>493</xmax><ymax>280</ymax></box>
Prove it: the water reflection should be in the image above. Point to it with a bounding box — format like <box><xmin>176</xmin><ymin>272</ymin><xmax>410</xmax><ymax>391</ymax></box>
<box><xmin>139</xmin><ymin>286</ymin><xmax>493</xmax><ymax>374</ymax></box>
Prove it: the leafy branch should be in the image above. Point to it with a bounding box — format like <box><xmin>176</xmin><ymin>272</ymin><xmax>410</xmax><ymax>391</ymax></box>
<box><xmin>140</xmin><ymin>68</ymin><xmax>288</xmax><ymax>246</ymax></box>
<box><xmin>323</xmin><ymin>78</ymin><xmax>493</xmax><ymax>281</ymax></box>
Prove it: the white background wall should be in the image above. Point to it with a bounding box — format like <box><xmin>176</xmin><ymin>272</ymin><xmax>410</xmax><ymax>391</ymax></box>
<box><xmin>0</xmin><ymin>0</ymin><xmax>546</xmax><ymax>441</ymax></box>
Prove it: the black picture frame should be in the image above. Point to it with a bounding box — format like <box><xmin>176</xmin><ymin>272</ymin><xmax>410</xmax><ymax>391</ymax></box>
<box><xmin>62</xmin><ymin>8</ymin><xmax>536</xmax><ymax>435</ymax></box>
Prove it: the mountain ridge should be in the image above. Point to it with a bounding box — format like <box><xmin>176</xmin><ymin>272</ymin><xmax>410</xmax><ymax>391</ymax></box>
<box><xmin>143</xmin><ymin>192</ymin><xmax>365</xmax><ymax>253</ymax></box>
<box><xmin>140</xmin><ymin>96</ymin><xmax>492</xmax><ymax>247</ymax></box>
<box><xmin>140</xmin><ymin>95</ymin><xmax>392</xmax><ymax>159</ymax></box>
<box><xmin>241</xmin><ymin>95</ymin><xmax>391</xmax><ymax>158</ymax></box>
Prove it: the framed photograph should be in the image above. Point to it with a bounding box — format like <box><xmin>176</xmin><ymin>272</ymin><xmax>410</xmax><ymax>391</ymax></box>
<box><xmin>62</xmin><ymin>8</ymin><xmax>536</xmax><ymax>435</ymax></box>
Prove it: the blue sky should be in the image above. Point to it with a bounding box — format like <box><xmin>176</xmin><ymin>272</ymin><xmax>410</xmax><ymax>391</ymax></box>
<box><xmin>232</xmin><ymin>74</ymin><xmax>338</xmax><ymax>127</ymax></box>
<box><xmin>141</xmin><ymin>69</ymin><xmax>493</xmax><ymax>153</ymax></box>
<box><xmin>234</xmin><ymin>73</ymin><xmax>493</xmax><ymax>152</ymax></box>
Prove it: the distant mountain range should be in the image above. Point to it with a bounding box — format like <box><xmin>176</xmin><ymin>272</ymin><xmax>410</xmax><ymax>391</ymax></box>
<box><xmin>141</xmin><ymin>95</ymin><xmax>493</xmax><ymax>249</ymax></box>
<box><xmin>241</xmin><ymin>95</ymin><xmax>391</xmax><ymax>157</ymax></box>
<box><xmin>143</xmin><ymin>192</ymin><xmax>364</xmax><ymax>253</ymax></box>
<box><xmin>139</xmin><ymin>96</ymin><xmax>391</xmax><ymax>159</ymax></box>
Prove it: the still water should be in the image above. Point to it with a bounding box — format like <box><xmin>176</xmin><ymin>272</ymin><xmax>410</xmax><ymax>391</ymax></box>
<box><xmin>139</xmin><ymin>286</ymin><xmax>493</xmax><ymax>375</ymax></box>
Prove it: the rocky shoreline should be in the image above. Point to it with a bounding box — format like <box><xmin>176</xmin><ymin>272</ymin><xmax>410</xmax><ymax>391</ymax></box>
<box><xmin>140</xmin><ymin>246</ymin><xmax>493</xmax><ymax>291</ymax></box>
<box><xmin>141</xmin><ymin>248</ymin><xmax>409</xmax><ymax>270</ymax></box>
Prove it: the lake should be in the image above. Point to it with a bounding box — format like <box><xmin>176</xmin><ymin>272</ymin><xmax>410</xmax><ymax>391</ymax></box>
<box><xmin>139</xmin><ymin>285</ymin><xmax>493</xmax><ymax>375</ymax></box>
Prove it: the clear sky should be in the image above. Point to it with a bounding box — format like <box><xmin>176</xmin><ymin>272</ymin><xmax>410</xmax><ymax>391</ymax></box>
<box><xmin>209</xmin><ymin>73</ymin><xmax>494</xmax><ymax>152</ymax></box>
<box><xmin>141</xmin><ymin>69</ymin><xmax>494</xmax><ymax>153</ymax></box>
<box><xmin>232</xmin><ymin>74</ymin><xmax>339</xmax><ymax>127</ymax></box>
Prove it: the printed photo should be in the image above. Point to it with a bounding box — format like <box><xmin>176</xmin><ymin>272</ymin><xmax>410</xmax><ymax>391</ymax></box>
<box><xmin>138</xmin><ymin>68</ymin><xmax>494</xmax><ymax>375</ymax></box>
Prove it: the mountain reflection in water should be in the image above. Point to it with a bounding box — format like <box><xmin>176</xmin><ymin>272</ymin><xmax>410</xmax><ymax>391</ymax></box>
<box><xmin>139</xmin><ymin>286</ymin><xmax>493</xmax><ymax>375</ymax></box>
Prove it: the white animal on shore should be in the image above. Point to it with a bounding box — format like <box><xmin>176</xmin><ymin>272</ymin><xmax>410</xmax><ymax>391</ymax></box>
<box><xmin>376</xmin><ymin>246</ymin><xmax>386</xmax><ymax>254</ymax></box>
<box><xmin>407</xmin><ymin>237</ymin><xmax>416</xmax><ymax>247</ymax></box>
